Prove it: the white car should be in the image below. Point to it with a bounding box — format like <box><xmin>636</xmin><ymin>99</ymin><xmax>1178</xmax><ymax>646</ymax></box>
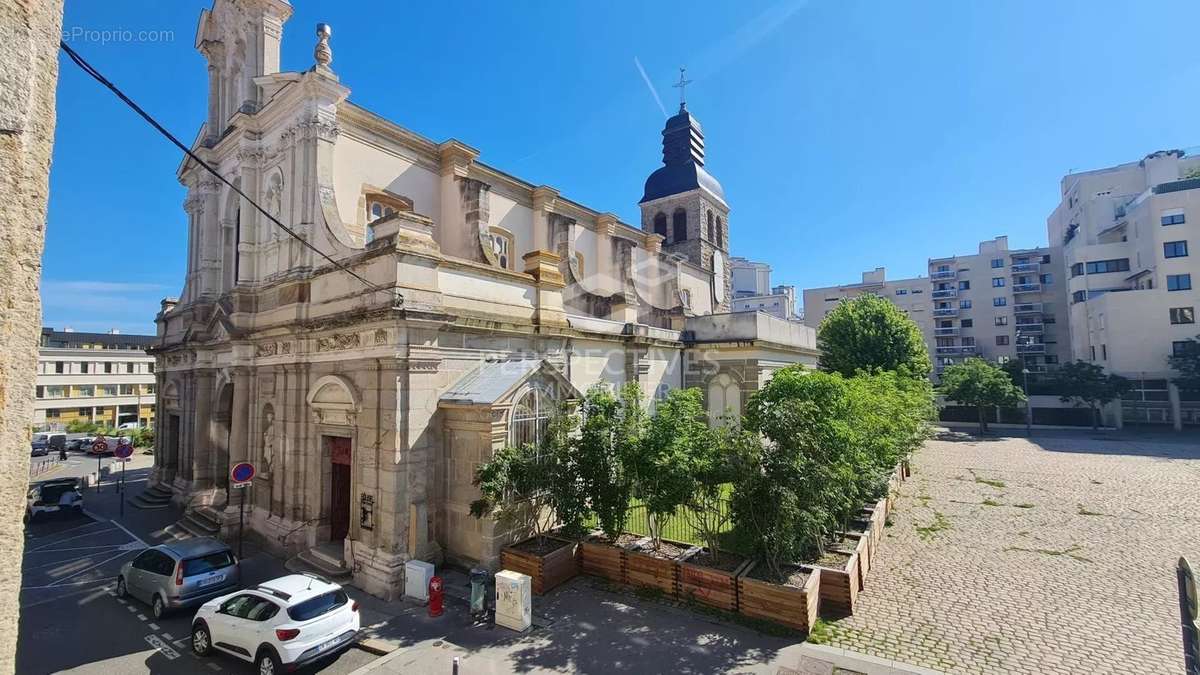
<box><xmin>190</xmin><ymin>573</ymin><xmax>360</xmax><ymax>674</ymax></box>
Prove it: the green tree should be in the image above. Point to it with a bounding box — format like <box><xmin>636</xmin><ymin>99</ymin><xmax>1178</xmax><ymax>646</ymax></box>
<box><xmin>938</xmin><ymin>358</ymin><xmax>1026</xmax><ymax>434</ymax></box>
<box><xmin>1050</xmin><ymin>360</ymin><xmax>1131</xmax><ymax>430</ymax></box>
<box><xmin>469</xmin><ymin>442</ymin><xmax>556</xmax><ymax>545</ymax></box>
<box><xmin>576</xmin><ymin>383</ymin><xmax>644</xmax><ymax>541</ymax></box>
<box><xmin>1167</xmin><ymin>334</ymin><xmax>1200</xmax><ymax>395</ymax></box>
<box><xmin>634</xmin><ymin>388</ymin><xmax>710</xmax><ymax>550</ymax></box>
<box><xmin>681</xmin><ymin>422</ymin><xmax>742</xmax><ymax>562</ymax></box>
<box><xmin>817</xmin><ymin>294</ymin><xmax>931</xmax><ymax>378</ymax></box>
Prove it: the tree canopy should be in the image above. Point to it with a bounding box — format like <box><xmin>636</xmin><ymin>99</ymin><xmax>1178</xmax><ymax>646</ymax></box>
<box><xmin>817</xmin><ymin>294</ymin><xmax>931</xmax><ymax>378</ymax></box>
<box><xmin>938</xmin><ymin>358</ymin><xmax>1026</xmax><ymax>433</ymax></box>
<box><xmin>1167</xmin><ymin>334</ymin><xmax>1200</xmax><ymax>394</ymax></box>
<box><xmin>1050</xmin><ymin>360</ymin><xmax>1131</xmax><ymax>429</ymax></box>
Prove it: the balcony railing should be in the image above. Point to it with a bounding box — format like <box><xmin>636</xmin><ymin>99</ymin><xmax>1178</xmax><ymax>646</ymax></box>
<box><xmin>934</xmin><ymin>327</ymin><xmax>960</xmax><ymax>337</ymax></box>
<box><xmin>1026</xmin><ymin>365</ymin><xmax>1047</xmax><ymax>374</ymax></box>
<box><xmin>930</xmin><ymin>270</ymin><xmax>956</xmax><ymax>280</ymax></box>
<box><xmin>1011</xmin><ymin>262</ymin><xmax>1040</xmax><ymax>274</ymax></box>
<box><xmin>1016</xmin><ymin>343</ymin><xmax>1046</xmax><ymax>354</ymax></box>
<box><xmin>1015</xmin><ymin>315</ymin><xmax>1044</xmax><ymax>326</ymax></box>
<box><xmin>1013</xmin><ymin>302</ymin><xmax>1043</xmax><ymax>314</ymax></box>
<box><xmin>932</xmin><ymin>307</ymin><xmax>958</xmax><ymax>317</ymax></box>
<box><xmin>1014</xmin><ymin>324</ymin><xmax>1043</xmax><ymax>334</ymax></box>
<box><xmin>935</xmin><ymin>345</ymin><xmax>977</xmax><ymax>356</ymax></box>
<box><xmin>932</xmin><ymin>288</ymin><xmax>958</xmax><ymax>299</ymax></box>
<box><xmin>1012</xmin><ymin>283</ymin><xmax>1042</xmax><ymax>294</ymax></box>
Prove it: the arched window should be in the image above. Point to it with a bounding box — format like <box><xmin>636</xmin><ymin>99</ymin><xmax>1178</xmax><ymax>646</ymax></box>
<box><xmin>488</xmin><ymin>227</ymin><xmax>514</xmax><ymax>270</ymax></box>
<box><xmin>653</xmin><ymin>212</ymin><xmax>668</xmax><ymax>238</ymax></box>
<box><xmin>707</xmin><ymin>373</ymin><xmax>741</xmax><ymax>422</ymax></box>
<box><xmin>673</xmin><ymin>209</ymin><xmax>687</xmax><ymax>243</ymax></box>
<box><xmin>509</xmin><ymin>386</ymin><xmax>555</xmax><ymax>448</ymax></box>
<box><xmin>707</xmin><ymin>211</ymin><xmax>715</xmax><ymax>241</ymax></box>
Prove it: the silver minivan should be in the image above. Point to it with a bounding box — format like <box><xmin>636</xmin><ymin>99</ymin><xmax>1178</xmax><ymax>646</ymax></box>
<box><xmin>117</xmin><ymin>538</ymin><xmax>240</xmax><ymax>619</ymax></box>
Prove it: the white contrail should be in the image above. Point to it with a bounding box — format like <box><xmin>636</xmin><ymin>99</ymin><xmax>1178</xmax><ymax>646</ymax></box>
<box><xmin>634</xmin><ymin>56</ymin><xmax>668</xmax><ymax>118</ymax></box>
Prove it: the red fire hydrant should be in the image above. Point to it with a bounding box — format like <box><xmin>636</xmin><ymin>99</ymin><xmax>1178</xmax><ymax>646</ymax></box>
<box><xmin>428</xmin><ymin>575</ymin><xmax>444</xmax><ymax>617</ymax></box>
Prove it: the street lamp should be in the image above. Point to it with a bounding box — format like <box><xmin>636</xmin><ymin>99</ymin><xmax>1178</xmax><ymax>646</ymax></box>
<box><xmin>1016</xmin><ymin>330</ymin><xmax>1032</xmax><ymax>436</ymax></box>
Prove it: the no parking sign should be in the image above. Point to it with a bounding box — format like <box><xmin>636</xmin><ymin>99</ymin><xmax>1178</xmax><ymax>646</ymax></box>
<box><xmin>230</xmin><ymin>461</ymin><xmax>255</xmax><ymax>488</ymax></box>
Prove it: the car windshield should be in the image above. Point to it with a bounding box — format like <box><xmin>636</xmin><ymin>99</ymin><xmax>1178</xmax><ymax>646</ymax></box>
<box><xmin>182</xmin><ymin>551</ymin><xmax>235</xmax><ymax>577</ymax></box>
<box><xmin>286</xmin><ymin>589</ymin><xmax>348</xmax><ymax>622</ymax></box>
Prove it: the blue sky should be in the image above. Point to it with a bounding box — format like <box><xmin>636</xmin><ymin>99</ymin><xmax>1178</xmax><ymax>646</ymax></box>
<box><xmin>47</xmin><ymin>0</ymin><xmax>1200</xmax><ymax>334</ymax></box>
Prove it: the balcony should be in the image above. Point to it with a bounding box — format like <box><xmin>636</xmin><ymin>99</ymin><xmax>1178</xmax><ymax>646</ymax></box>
<box><xmin>1014</xmin><ymin>324</ymin><xmax>1043</xmax><ymax>335</ymax></box>
<box><xmin>932</xmin><ymin>307</ymin><xmax>958</xmax><ymax>318</ymax></box>
<box><xmin>934</xmin><ymin>327</ymin><xmax>960</xmax><ymax>337</ymax></box>
<box><xmin>1016</xmin><ymin>343</ymin><xmax>1046</xmax><ymax>354</ymax></box>
<box><xmin>1013</xmin><ymin>302</ymin><xmax>1043</xmax><ymax>314</ymax></box>
<box><xmin>930</xmin><ymin>269</ymin><xmax>956</xmax><ymax>281</ymax></box>
<box><xmin>1026</xmin><ymin>365</ymin><xmax>1048</xmax><ymax>374</ymax></box>
<box><xmin>1011</xmin><ymin>262</ymin><xmax>1040</xmax><ymax>274</ymax></box>
<box><xmin>1012</xmin><ymin>283</ymin><xmax>1042</xmax><ymax>294</ymax></box>
<box><xmin>935</xmin><ymin>345</ymin><xmax>977</xmax><ymax>356</ymax></box>
<box><xmin>932</xmin><ymin>288</ymin><xmax>958</xmax><ymax>300</ymax></box>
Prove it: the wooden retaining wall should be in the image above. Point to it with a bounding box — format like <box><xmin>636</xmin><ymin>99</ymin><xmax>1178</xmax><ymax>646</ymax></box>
<box><xmin>677</xmin><ymin>556</ymin><xmax>751</xmax><ymax>612</ymax></box>
<box><xmin>737</xmin><ymin>565</ymin><xmax>821</xmax><ymax>633</ymax></box>
<box><xmin>815</xmin><ymin>549</ymin><xmax>861</xmax><ymax>618</ymax></box>
<box><xmin>499</xmin><ymin>537</ymin><xmax>579</xmax><ymax>596</ymax></box>
<box><xmin>580</xmin><ymin>540</ymin><xmax>626</xmax><ymax>584</ymax></box>
<box><xmin>625</xmin><ymin>548</ymin><xmax>679</xmax><ymax>597</ymax></box>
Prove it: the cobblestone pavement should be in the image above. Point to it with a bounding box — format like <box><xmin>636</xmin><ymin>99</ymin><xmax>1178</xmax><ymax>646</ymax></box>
<box><xmin>825</xmin><ymin>430</ymin><xmax>1200</xmax><ymax>675</ymax></box>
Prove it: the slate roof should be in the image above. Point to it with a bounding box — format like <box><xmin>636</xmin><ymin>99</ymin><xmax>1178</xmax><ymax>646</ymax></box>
<box><xmin>439</xmin><ymin>359</ymin><xmax>544</xmax><ymax>405</ymax></box>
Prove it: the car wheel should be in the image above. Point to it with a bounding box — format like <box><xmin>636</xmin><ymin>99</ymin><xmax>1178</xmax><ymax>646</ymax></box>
<box><xmin>115</xmin><ymin>577</ymin><xmax>127</xmax><ymax>599</ymax></box>
<box><xmin>256</xmin><ymin>648</ymin><xmax>281</xmax><ymax>675</ymax></box>
<box><xmin>152</xmin><ymin>594</ymin><xmax>166</xmax><ymax>619</ymax></box>
<box><xmin>191</xmin><ymin>622</ymin><xmax>212</xmax><ymax>656</ymax></box>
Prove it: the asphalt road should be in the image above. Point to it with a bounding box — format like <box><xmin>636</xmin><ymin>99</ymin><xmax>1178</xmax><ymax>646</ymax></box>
<box><xmin>17</xmin><ymin>454</ymin><xmax>377</xmax><ymax>675</ymax></box>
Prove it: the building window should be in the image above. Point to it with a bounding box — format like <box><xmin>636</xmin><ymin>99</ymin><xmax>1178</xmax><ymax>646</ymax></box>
<box><xmin>35</xmin><ymin>386</ymin><xmax>43</xmax><ymax>399</ymax></box>
<box><xmin>1168</xmin><ymin>274</ymin><xmax>1192</xmax><ymax>291</ymax></box>
<box><xmin>1164</xmin><ymin>241</ymin><xmax>1189</xmax><ymax>258</ymax></box>
<box><xmin>1072</xmin><ymin>290</ymin><xmax>1088</xmax><ymax>303</ymax></box>
<box><xmin>961</xmin><ymin>337</ymin><xmax>976</xmax><ymax>347</ymax></box>
<box><xmin>1084</xmin><ymin>259</ymin><xmax>1130</xmax><ymax>274</ymax></box>
<box><xmin>1101</xmin><ymin>344</ymin><xmax>1107</xmax><ymax>360</ymax></box>
<box><xmin>488</xmin><ymin>227</ymin><xmax>513</xmax><ymax>270</ymax></box>
<box><xmin>653</xmin><ymin>212</ymin><xmax>668</xmax><ymax>238</ymax></box>
<box><xmin>936</xmin><ymin>264</ymin><xmax>950</xmax><ymax>272</ymax></box>
<box><xmin>46</xmin><ymin>386</ymin><xmax>64</xmax><ymax>399</ymax></box>
<box><xmin>706</xmin><ymin>211</ymin><xmax>715</xmax><ymax>241</ymax></box>
<box><xmin>120</xmin><ymin>384</ymin><xmax>135</xmax><ymax>396</ymax></box>
<box><xmin>1039</xmin><ymin>273</ymin><xmax>1053</xmax><ymax>285</ymax></box>
<box><xmin>715</xmin><ymin>216</ymin><xmax>723</xmax><ymax>246</ymax></box>
<box><xmin>509</xmin><ymin>386</ymin><xmax>555</xmax><ymax>448</ymax></box>
<box><xmin>1172</xmin><ymin>341</ymin><xmax>1194</xmax><ymax>357</ymax></box>
<box><xmin>993</xmin><ymin>297</ymin><xmax>1007</xmax><ymax>307</ymax></box>
<box><xmin>1041</xmin><ymin>254</ymin><xmax>1051</xmax><ymax>264</ymax></box>
<box><xmin>996</xmin><ymin>335</ymin><xmax>1009</xmax><ymax>346</ymax></box>
<box><xmin>958</xmin><ymin>280</ymin><xmax>970</xmax><ymax>290</ymax></box>
<box><xmin>1045</xmin><ymin>355</ymin><xmax>1058</xmax><ymax>364</ymax></box>
<box><xmin>960</xmin><ymin>299</ymin><xmax>972</xmax><ymax>309</ymax></box>
<box><xmin>895</xmin><ymin>289</ymin><xmax>907</xmax><ymax>295</ymax></box>
<box><xmin>77</xmin><ymin>407</ymin><xmax>90</xmax><ymax>417</ymax></box>
<box><xmin>104</xmin><ymin>362</ymin><xmax>114</xmax><ymax>374</ymax></box>
<box><xmin>100</xmin><ymin>385</ymin><xmax>117</xmax><ymax>397</ymax></box>
<box><xmin>1162</xmin><ymin>212</ymin><xmax>1186</xmax><ymax>226</ymax></box>
<box><xmin>80</xmin><ymin>362</ymin><xmax>89</xmax><ymax>374</ymax></box>
<box><xmin>672</xmin><ymin>209</ymin><xmax>687</xmax><ymax>243</ymax></box>
<box><xmin>126</xmin><ymin>362</ymin><xmax>135</xmax><ymax>374</ymax></box>
<box><xmin>1170</xmin><ymin>307</ymin><xmax>1196</xmax><ymax>324</ymax></box>
<box><xmin>76</xmin><ymin>386</ymin><xmax>94</xmax><ymax>397</ymax></box>
<box><xmin>961</xmin><ymin>319</ymin><xmax>974</xmax><ymax>327</ymax></box>
<box><xmin>1090</xmin><ymin>345</ymin><xmax>1096</xmax><ymax>360</ymax></box>
<box><xmin>911</xmin><ymin>288</ymin><xmax>923</xmax><ymax>294</ymax></box>
<box><xmin>995</xmin><ymin>316</ymin><xmax>1008</xmax><ymax>326</ymax></box>
<box><xmin>992</xmin><ymin>277</ymin><xmax>1005</xmax><ymax>287</ymax></box>
<box><xmin>1071</xmin><ymin>262</ymin><xmax>1084</xmax><ymax>277</ymax></box>
<box><xmin>148</xmin><ymin>363</ymin><xmax>154</xmax><ymax>373</ymax></box>
<box><xmin>990</xmin><ymin>258</ymin><xmax>1003</xmax><ymax>268</ymax></box>
<box><xmin>680</xmin><ymin>289</ymin><xmax>692</xmax><ymax>308</ymax></box>
<box><xmin>54</xmin><ymin>361</ymin><xmax>64</xmax><ymax>374</ymax></box>
<box><xmin>46</xmin><ymin>409</ymin><xmax>61</xmax><ymax>418</ymax></box>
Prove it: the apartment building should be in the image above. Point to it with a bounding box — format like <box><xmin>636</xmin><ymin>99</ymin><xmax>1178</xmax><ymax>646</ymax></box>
<box><xmin>802</xmin><ymin>266</ymin><xmax>933</xmax><ymax>341</ymax></box>
<box><xmin>730</xmin><ymin>256</ymin><xmax>799</xmax><ymax>320</ymax></box>
<box><xmin>1047</xmin><ymin>149</ymin><xmax>1200</xmax><ymax>425</ymax></box>
<box><xmin>802</xmin><ymin>238</ymin><xmax>1070</xmax><ymax>378</ymax></box>
<box><xmin>34</xmin><ymin>327</ymin><xmax>157</xmax><ymax>430</ymax></box>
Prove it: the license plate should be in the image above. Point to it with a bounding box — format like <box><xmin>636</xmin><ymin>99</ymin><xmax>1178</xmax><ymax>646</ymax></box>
<box><xmin>197</xmin><ymin>574</ymin><xmax>224</xmax><ymax>588</ymax></box>
<box><xmin>316</xmin><ymin>635</ymin><xmax>343</xmax><ymax>653</ymax></box>
<box><xmin>42</xmin><ymin>506</ymin><xmax>59</xmax><ymax>512</ymax></box>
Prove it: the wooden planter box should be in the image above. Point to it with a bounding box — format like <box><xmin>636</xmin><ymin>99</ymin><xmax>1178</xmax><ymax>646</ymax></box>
<box><xmin>580</xmin><ymin>537</ymin><xmax>626</xmax><ymax>585</ymax></box>
<box><xmin>871</xmin><ymin>497</ymin><xmax>888</xmax><ymax>540</ymax></box>
<box><xmin>737</xmin><ymin>563</ymin><xmax>821</xmax><ymax>633</ymax></box>
<box><xmin>677</xmin><ymin>551</ymin><xmax>752</xmax><ymax>612</ymax></box>
<box><xmin>499</xmin><ymin>536</ymin><xmax>579</xmax><ymax>596</ymax></box>
<box><xmin>624</xmin><ymin>538</ymin><xmax>687</xmax><ymax>598</ymax></box>
<box><xmin>901</xmin><ymin>457</ymin><xmax>911</xmax><ymax>479</ymax></box>
<box><xmin>814</xmin><ymin>541</ymin><xmax>863</xmax><ymax>618</ymax></box>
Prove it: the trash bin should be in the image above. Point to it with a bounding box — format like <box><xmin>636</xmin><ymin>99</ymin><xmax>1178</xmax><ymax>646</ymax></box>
<box><xmin>469</xmin><ymin>567</ymin><xmax>490</xmax><ymax>616</ymax></box>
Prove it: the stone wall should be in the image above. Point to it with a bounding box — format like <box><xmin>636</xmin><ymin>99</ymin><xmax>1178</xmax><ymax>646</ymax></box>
<box><xmin>0</xmin><ymin>0</ymin><xmax>64</xmax><ymax>669</ymax></box>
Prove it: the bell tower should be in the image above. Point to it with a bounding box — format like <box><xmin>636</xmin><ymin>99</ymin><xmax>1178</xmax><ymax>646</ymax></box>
<box><xmin>639</xmin><ymin>69</ymin><xmax>730</xmax><ymax>311</ymax></box>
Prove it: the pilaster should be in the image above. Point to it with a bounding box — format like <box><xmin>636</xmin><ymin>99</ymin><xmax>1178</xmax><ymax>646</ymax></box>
<box><xmin>524</xmin><ymin>250</ymin><xmax>568</xmax><ymax>328</ymax></box>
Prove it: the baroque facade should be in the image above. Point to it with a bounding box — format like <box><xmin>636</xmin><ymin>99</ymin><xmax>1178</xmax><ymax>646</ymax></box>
<box><xmin>150</xmin><ymin>0</ymin><xmax>817</xmax><ymax>599</ymax></box>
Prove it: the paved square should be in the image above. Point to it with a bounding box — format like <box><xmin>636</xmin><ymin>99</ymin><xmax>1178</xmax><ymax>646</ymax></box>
<box><xmin>825</xmin><ymin>430</ymin><xmax>1200</xmax><ymax>675</ymax></box>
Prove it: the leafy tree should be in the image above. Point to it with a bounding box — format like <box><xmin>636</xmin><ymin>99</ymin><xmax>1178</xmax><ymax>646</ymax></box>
<box><xmin>633</xmin><ymin>388</ymin><xmax>711</xmax><ymax>550</ymax></box>
<box><xmin>681</xmin><ymin>422</ymin><xmax>743</xmax><ymax>562</ymax></box>
<box><xmin>576</xmin><ymin>383</ymin><xmax>644</xmax><ymax>541</ymax></box>
<box><xmin>470</xmin><ymin>442</ymin><xmax>557</xmax><ymax>546</ymax></box>
<box><xmin>938</xmin><ymin>358</ymin><xmax>1026</xmax><ymax>434</ymax></box>
<box><xmin>1167</xmin><ymin>334</ymin><xmax>1200</xmax><ymax>395</ymax></box>
<box><xmin>1050</xmin><ymin>360</ymin><xmax>1132</xmax><ymax>430</ymax></box>
<box><xmin>817</xmin><ymin>294</ymin><xmax>931</xmax><ymax>379</ymax></box>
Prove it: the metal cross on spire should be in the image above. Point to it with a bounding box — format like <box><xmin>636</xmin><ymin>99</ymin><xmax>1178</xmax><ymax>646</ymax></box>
<box><xmin>673</xmin><ymin>67</ymin><xmax>692</xmax><ymax>111</ymax></box>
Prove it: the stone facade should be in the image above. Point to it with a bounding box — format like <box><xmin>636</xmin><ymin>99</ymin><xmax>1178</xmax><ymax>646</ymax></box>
<box><xmin>150</xmin><ymin>0</ymin><xmax>818</xmax><ymax>601</ymax></box>
<box><xmin>0</xmin><ymin>0</ymin><xmax>65</xmax><ymax>667</ymax></box>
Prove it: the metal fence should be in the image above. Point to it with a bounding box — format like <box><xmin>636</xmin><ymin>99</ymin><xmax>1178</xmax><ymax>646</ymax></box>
<box><xmin>587</xmin><ymin>498</ymin><xmax>733</xmax><ymax>547</ymax></box>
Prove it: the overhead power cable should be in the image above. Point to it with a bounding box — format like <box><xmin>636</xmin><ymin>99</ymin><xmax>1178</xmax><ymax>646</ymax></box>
<box><xmin>59</xmin><ymin>40</ymin><xmax>388</xmax><ymax>295</ymax></box>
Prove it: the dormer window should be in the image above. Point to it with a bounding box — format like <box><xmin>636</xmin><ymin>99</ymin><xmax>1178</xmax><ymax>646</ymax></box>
<box><xmin>369</xmin><ymin>201</ymin><xmax>396</xmax><ymax>222</ymax></box>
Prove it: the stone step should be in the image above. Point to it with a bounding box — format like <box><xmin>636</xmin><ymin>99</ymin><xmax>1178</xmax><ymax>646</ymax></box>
<box><xmin>286</xmin><ymin>549</ymin><xmax>352</xmax><ymax>582</ymax></box>
<box><xmin>178</xmin><ymin>509</ymin><xmax>221</xmax><ymax>539</ymax></box>
<box><xmin>309</xmin><ymin>545</ymin><xmax>347</xmax><ymax>570</ymax></box>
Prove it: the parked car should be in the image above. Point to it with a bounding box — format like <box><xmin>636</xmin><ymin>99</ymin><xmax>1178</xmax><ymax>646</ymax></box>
<box><xmin>26</xmin><ymin>478</ymin><xmax>83</xmax><ymax>521</ymax></box>
<box><xmin>31</xmin><ymin>432</ymin><xmax>66</xmax><ymax>456</ymax></box>
<box><xmin>65</xmin><ymin>437</ymin><xmax>85</xmax><ymax>452</ymax></box>
<box><xmin>117</xmin><ymin>422</ymin><xmax>141</xmax><ymax>431</ymax></box>
<box><xmin>116</xmin><ymin>538</ymin><xmax>240</xmax><ymax>620</ymax></box>
<box><xmin>190</xmin><ymin>573</ymin><xmax>360</xmax><ymax>674</ymax></box>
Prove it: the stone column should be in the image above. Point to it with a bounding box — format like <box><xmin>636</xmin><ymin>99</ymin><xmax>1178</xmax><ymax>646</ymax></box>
<box><xmin>595</xmin><ymin>213</ymin><xmax>618</xmax><ymax>294</ymax></box>
<box><xmin>524</xmin><ymin>250</ymin><xmax>568</xmax><ymax>328</ymax></box>
<box><xmin>191</xmin><ymin>370</ymin><xmax>215</xmax><ymax>490</ymax></box>
<box><xmin>531</xmin><ymin>186</ymin><xmax>559</xmax><ymax>251</ymax></box>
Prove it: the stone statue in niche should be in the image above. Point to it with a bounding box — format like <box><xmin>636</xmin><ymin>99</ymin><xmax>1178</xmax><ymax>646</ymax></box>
<box><xmin>265</xmin><ymin>171</ymin><xmax>283</xmax><ymax>219</ymax></box>
<box><xmin>261</xmin><ymin>406</ymin><xmax>276</xmax><ymax>475</ymax></box>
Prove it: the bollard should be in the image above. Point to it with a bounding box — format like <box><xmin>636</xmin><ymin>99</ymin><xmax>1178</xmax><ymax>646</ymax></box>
<box><xmin>452</xmin><ymin>656</ymin><xmax>460</xmax><ymax>675</ymax></box>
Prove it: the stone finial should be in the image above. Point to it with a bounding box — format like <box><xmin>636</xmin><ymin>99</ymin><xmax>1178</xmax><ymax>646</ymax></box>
<box><xmin>314</xmin><ymin>23</ymin><xmax>333</xmax><ymax>70</ymax></box>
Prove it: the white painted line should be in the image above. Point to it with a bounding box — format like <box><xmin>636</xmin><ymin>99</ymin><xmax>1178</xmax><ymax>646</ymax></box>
<box><xmin>103</xmin><ymin>514</ymin><xmax>148</xmax><ymax>548</ymax></box>
<box><xmin>206</xmin><ymin>663</ymin><xmax>221</xmax><ymax>671</ymax></box>
<box><xmin>26</xmin><ymin>525</ymin><xmax>118</xmax><ymax>552</ymax></box>
<box><xmin>144</xmin><ymin>634</ymin><xmax>180</xmax><ymax>660</ymax></box>
<box><xmin>22</xmin><ymin>576</ymin><xmax>120</xmax><ymax>591</ymax></box>
<box><xmin>127</xmin><ymin>605</ymin><xmax>138</xmax><ymax>612</ymax></box>
<box><xmin>28</xmin><ymin>543</ymin><xmax>126</xmax><ymax>554</ymax></box>
<box><xmin>39</xmin><ymin>548</ymin><xmax>138</xmax><ymax>588</ymax></box>
<box><xmin>172</xmin><ymin>638</ymin><xmax>188</xmax><ymax>649</ymax></box>
<box><xmin>137</xmin><ymin>614</ymin><xmax>147</xmax><ymax>621</ymax></box>
<box><xmin>148</xmin><ymin>622</ymin><xmax>159</xmax><ymax>630</ymax></box>
<box><xmin>162</xmin><ymin>632</ymin><xmax>173</xmax><ymax>641</ymax></box>
<box><xmin>117</xmin><ymin>598</ymin><xmax>127</xmax><ymax>604</ymax></box>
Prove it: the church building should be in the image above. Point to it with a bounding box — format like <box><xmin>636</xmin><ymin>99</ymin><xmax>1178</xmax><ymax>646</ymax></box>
<box><xmin>149</xmin><ymin>0</ymin><xmax>817</xmax><ymax>599</ymax></box>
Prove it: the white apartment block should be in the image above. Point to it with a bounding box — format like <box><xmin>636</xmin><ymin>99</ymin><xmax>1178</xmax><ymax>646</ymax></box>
<box><xmin>730</xmin><ymin>256</ymin><xmax>799</xmax><ymax>320</ymax></box>
<box><xmin>1047</xmin><ymin>149</ymin><xmax>1200</xmax><ymax>426</ymax></box>
<box><xmin>34</xmin><ymin>328</ymin><xmax>157</xmax><ymax>430</ymax></box>
<box><xmin>802</xmin><ymin>238</ymin><xmax>1070</xmax><ymax>378</ymax></box>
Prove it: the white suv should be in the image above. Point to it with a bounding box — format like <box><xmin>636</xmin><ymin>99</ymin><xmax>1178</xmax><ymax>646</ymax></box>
<box><xmin>190</xmin><ymin>573</ymin><xmax>360</xmax><ymax>674</ymax></box>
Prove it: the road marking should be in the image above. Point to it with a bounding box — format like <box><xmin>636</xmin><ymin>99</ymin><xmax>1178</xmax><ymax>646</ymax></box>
<box><xmin>28</xmin><ymin>543</ymin><xmax>127</xmax><ymax>554</ymax></box>
<box><xmin>172</xmin><ymin>638</ymin><xmax>188</xmax><ymax>649</ymax></box>
<box><xmin>89</xmin><ymin>510</ymin><xmax>148</xmax><ymax>548</ymax></box>
<box><xmin>36</xmin><ymin>548</ymin><xmax>138</xmax><ymax>588</ymax></box>
<box><xmin>137</xmin><ymin>614</ymin><xmax>147</xmax><ymax>621</ymax></box>
<box><xmin>25</xmin><ymin>525</ymin><xmax>117</xmax><ymax>552</ymax></box>
<box><xmin>148</xmin><ymin>622</ymin><xmax>159</xmax><ymax>630</ymax></box>
<box><xmin>117</xmin><ymin>598</ymin><xmax>127</xmax><ymax>604</ymax></box>
<box><xmin>206</xmin><ymin>663</ymin><xmax>221</xmax><ymax>671</ymax></box>
<box><xmin>162</xmin><ymin>632</ymin><xmax>173</xmax><ymax>640</ymax></box>
<box><xmin>127</xmin><ymin>605</ymin><xmax>138</xmax><ymax>612</ymax></box>
<box><xmin>144</xmin><ymin>634</ymin><xmax>180</xmax><ymax>660</ymax></box>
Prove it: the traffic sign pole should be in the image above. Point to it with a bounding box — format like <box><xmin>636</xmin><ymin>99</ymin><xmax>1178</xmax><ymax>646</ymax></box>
<box><xmin>239</xmin><ymin>486</ymin><xmax>245</xmax><ymax>558</ymax></box>
<box><xmin>229</xmin><ymin>462</ymin><xmax>256</xmax><ymax>560</ymax></box>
